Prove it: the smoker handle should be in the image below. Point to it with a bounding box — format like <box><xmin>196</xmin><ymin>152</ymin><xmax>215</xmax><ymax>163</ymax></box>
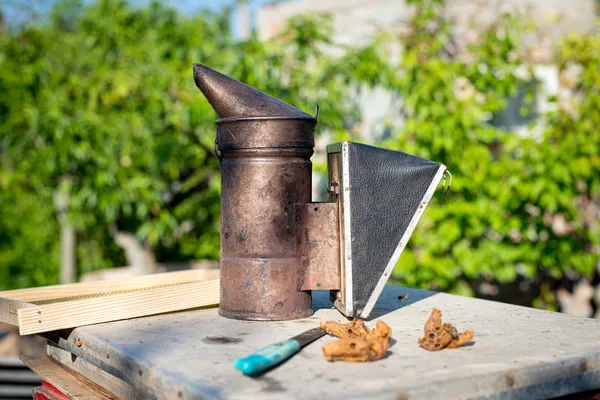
<box><xmin>234</xmin><ymin>340</ymin><xmax>301</xmax><ymax>376</ymax></box>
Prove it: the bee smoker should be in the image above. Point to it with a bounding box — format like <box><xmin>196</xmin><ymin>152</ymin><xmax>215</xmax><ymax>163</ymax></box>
<box><xmin>193</xmin><ymin>64</ymin><xmax>449</xmax><ymax>321</ymax></box>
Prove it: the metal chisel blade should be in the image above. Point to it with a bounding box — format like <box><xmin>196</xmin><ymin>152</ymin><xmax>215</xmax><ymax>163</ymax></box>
<box><xmin>290</xmin><ymin>327</ymin><xmax>326</xmax><ymax>348</ymax></box>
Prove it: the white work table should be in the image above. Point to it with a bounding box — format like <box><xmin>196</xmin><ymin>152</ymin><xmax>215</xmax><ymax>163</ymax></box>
<box><xmin>30</xmin><ymin>284</ymin><xmax>600</xmax><ymax>399</ymax></box>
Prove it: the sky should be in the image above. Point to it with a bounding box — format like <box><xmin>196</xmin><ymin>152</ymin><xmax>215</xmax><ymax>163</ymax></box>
<box><xmin>138</xmin><ymin>0</ymin><xmax>245</xmax><ymax>13</ymax></box>
<box><xmin>2</xmin><ymin>0</ymin><xmax>275</xmax><ymax>26</ymax></box>
<box><xmin>142</xmin><ymin>0</ymin><xmax>274</xmax><ymax>13</ymax></box>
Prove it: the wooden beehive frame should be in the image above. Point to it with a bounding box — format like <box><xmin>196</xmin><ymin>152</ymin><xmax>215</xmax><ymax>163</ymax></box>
<box><xmin>0</xmin><ymin>269</ymin><xmax>220</xmax><ymax>335</ymax></box>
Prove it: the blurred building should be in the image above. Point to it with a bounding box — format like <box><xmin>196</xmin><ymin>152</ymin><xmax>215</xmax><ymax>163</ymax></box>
<box><xmin>234</xmin><ymin>0</ymin><xmax>597</xmax><ymax>198</ymax></box>
<box><xmin>248</xmin><ymin>0</ymin><xmax>597</xmax><ymax>134</ymax></box>
<box><xmin>255</xmin><ymin>0</ymin><xmax>596</xmax><ymax>57</ymax></box>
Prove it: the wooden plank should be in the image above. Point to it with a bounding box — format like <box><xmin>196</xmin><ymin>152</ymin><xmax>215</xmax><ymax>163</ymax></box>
<box><xmin>18</xmin><ymin>279</ymin><xmax>219</xmax><ymax>335</ymax></box>
<box><xmin>47</xmin><ymin>345</ymin><xmax>150</xmax><ymax>399</ymax></box>
<box><xmin>0</xmin><ymin>269</ymin><xmax>219</xmax><ymax>302</ymax></box>
<box><xmin>22</xmin><ymin>355</ymin><xmax>119</xmax><ymax>400</ymax></box>
<box><xmin>0</xmin><ymin>297</ymin><xmax>34</xmax><ymax>325</ymax></box>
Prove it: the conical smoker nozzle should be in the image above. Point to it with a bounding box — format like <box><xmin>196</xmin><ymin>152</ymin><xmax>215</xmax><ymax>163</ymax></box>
<box><xmin>193</xmin><ymin>63</ymin><xmax>313</xmax><ymax>120</ymax></box>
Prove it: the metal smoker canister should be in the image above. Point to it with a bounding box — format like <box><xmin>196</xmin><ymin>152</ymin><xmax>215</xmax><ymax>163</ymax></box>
<box><xmin>193</xmin><ymin>64</ymin><xmax>316</xmax><ymax>320</ymax></box>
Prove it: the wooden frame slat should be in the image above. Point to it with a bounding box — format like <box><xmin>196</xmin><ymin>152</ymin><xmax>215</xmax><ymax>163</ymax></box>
<box><xmin>0</xmin><ymin>269</ymin><xmax>218</xmax><ymax>302</ymax></box>
<box><xmin>22</xmin><ymin>355</ymin><xmax>119</xmax><ymax>400</ymax></box>
<box><xmin>0</xmin><ymin>298</ymin><xmax>34</xmax><ymax>325</ymax></box>
<box><xmin>0</xmin><ymin>270</ymin><xmax>220</xmax><ymax>335</ymax></box>
<box><xmin>19</xmin><ymin>280</ymin><xmax>219</xmax><ymax>335</ymax></box>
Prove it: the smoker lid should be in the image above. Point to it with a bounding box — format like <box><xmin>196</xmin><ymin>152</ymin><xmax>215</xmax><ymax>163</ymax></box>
<box><xmin>193</xmin><ymin>64</ymin><xmax>314</xmax><ymax>122</ymax></box>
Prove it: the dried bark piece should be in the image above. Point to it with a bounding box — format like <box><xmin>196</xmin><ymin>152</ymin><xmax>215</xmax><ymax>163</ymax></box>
<box><xmin>446</xmin><ymin>329</ymin><xmax>474</xmax><ymax>349</ymax></box>
<box><xmin>419</xmin><ymin>308</ymin><xmax>474</xmax><ymax>351</ymax></box>
<box><xmin>419</xmin><ymin>308</ymin><xmax>453</xmax><ymax>350</ymax></box>
<box><xmin>321</xmin><ymin>320</ymin><xmax>392</xmax><ymax>362</ymax></box>
<box><xmin>322</xmin><ymin>337</ymin><xmax>389</xmax><ymax>362</ymax></box>
<box><xmin>367</xmin><ymin>321</ymin><xmax>392</xmax><ymax>342</ymax></box>
<box><xmin>320</xmin><ymin>319</ymin><xmax>370</xmax><ymax>339</ymax></box>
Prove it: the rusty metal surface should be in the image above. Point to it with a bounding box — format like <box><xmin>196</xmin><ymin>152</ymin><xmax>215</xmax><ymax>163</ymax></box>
<box><xmin>327</xmin><ymin>150</ymin><xmax>345</xmax><ymax>309</ymax></box>
<box><xmin>194</xmin><ymin>63</ymin><xmax>316</xmax><ymax>320</ymax></box>
<box><xmin>219</xmin><ymin>149</ymin><xmax>313</xmax><ymax>320</ymax></box>
<box><xmin>216</xmin><ymin>120</ymin><xmax>314</xmax><ymax>151</ymax></box>
<box><xmin>294</xmin><ymin>203</ymin><xmax>340</xmax><ymax>291</ymax></box>
<box><xmin>219</xmin><ymin>257</ymin><xmax>312</xmax><ymax>320</ymax></box>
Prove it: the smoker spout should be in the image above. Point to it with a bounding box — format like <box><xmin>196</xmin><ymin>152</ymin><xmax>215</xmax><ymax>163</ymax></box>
<box><xmin>193</xmin><ymin>63</ymin><xmax>313</xmax><ymax>120</ymax></box>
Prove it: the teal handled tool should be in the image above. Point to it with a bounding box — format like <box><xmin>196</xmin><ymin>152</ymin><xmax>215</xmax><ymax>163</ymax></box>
<box><xmin>234</xmin><ymin>327</ymin><xmax>326</xmax><ymax>376</ymax></box>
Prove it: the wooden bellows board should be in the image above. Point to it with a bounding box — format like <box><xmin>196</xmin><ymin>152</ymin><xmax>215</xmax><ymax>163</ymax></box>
<box><xmin>0</xmin><ymin>269</ymin><xmax>220</xmax><ymax>335</ymax></box>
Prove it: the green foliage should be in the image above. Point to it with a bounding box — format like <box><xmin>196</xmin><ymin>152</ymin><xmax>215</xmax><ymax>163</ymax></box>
<box><xmin>1</xmin><ymin>0</ymin><xmax>227</xmax><ymax>282</ymax></box>
<box><xmin>0</xmin><ymin>187</ymin><xmax>60</xmax><ymax>290</ymax></box>
<box><xmin>385</xmin><ymin>0</ymin><xmax>600</xmax><ymax>303</ymax></box>
<box><xmin>0</xmin><ymin>0</ymin><xmax>367</xmax><ymax>288</ymax></box>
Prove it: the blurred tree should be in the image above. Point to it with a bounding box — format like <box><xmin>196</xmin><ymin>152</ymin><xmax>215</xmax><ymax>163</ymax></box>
<box><xmin>0</xmin><ymin>0</ymin><xmax>369</xmax><ymax>288</ymax></box>
<box><xmin>384</xmin><ymin>0</ymin><xmax>599</xmax><ymax>311</ymax></box>
<box><xmin>0</xmin><ymin>186</ymin><xmax>60</xmax><ymax>288</ymax></box>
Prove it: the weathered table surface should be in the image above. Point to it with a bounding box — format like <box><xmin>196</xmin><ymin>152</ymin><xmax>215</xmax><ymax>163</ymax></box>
<box><xmin>47</xmin><ymin>284</ymin><xmax>600</xmax><ymax>400</ymax></box>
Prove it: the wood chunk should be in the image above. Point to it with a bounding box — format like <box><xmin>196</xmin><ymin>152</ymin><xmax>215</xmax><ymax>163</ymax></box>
<box><xmin>419</xmin><ymin>308</ymin><xmax>474</xmax><ymax>351</ymax></box>
<box><xmin>367</xmin><ymin>321</ymin><xmax>392</xmax><ymax>342</ymax></box>
<box><xmin>446</xmin><ymin>330</ymin><xmax>475</xmax><ymax>349</ymax></box>
<box><xmin>419</xmin><ymin>308</ymin><xmax>453</xmax><ymax>350</ymax></box>
<box><xmin>320</xmin><ymin>319</ymin><xmax>370</xmax><ymax>339</ymax></box>
<box><xmin>321</xmin><ymin>320</ymin><xmax>392</xmax><ymax>362</ymax></box>
<box><xmin>22</xmin><ymin>355</ymin><xmax>119</xmax><ymax>400</ymax></box>
<box><xmin>322</xmin><ymin>337</ymin><xmax>388</xmax><ymax>362</ymax></box>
